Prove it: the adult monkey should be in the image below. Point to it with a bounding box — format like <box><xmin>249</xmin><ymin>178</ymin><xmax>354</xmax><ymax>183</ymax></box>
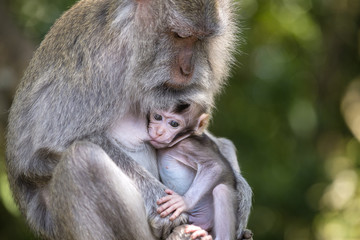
<box><xmin>6</xmin><ymin>0</ymin><xmax>252</xmax><ymax>239</ymax></box>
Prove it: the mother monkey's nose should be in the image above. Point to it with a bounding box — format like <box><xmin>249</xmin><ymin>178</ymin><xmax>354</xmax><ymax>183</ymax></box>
<box><xmin>179</xmin><ymin>48</ymin><xmax>194</xmax><ymax>77</ymax></box>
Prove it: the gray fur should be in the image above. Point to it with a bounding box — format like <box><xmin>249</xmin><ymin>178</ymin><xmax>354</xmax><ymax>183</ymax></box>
<box><xmin>6</xmin><ymin>0</ymin><xmax>242</xmax><ymax>239</ymax></box>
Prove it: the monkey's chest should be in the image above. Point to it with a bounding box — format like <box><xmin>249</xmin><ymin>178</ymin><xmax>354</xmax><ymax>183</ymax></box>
<box><xmin>157</xmin><ymin>154</ymin><xmax>196</xmax><ymax>195</ymax></box>
<box><xmin>121</xmin><ymin>143</ymin><xmax>159</xmax><ymax>179</ymax></box>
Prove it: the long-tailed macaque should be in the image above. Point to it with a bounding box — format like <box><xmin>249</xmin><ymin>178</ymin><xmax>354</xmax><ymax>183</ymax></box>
<box><xmin>148</xmin><ymin>103</ymin><xmax>252</xmax><ymax>240</ymax></box>
<box><xmin>6</xmin><ymin>0</ymin><xmax>252</xmax><ymax>239</ymax></box>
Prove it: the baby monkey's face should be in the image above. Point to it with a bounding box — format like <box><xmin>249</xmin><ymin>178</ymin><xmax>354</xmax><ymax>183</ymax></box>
<box><xmin>148</xmin><ymin>110</ymin><xmax>185</xmax><ymax>149</ymax></box>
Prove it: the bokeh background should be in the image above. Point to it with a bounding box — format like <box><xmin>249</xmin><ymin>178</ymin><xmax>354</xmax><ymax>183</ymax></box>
<box><xmin>0</xmin><ymin>0</ymin><xmax>359</xmax><ymax>239</ymax></box>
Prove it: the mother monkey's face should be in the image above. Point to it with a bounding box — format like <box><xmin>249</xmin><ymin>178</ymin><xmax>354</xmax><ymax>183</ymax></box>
<box><xmin>125</xmin><ymin>0</ymin><xmax>238</xmax><ymax>112</ymax></box>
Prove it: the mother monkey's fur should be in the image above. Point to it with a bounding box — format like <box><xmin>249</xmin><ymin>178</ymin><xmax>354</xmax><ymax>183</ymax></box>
<box><xmin>6</xmin><ymin>0</ymin><xmax>252</xmax><ymax>239</ymax></box>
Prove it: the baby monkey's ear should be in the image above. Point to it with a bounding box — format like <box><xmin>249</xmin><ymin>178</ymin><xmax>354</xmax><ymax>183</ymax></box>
<box><xmin>195</xmin><ymin>113</ymin><xmax>210</xmax><ymax>135</ymax></box>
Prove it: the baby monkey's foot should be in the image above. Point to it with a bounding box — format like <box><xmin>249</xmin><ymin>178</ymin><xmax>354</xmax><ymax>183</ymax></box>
<box><xmin>185</xmin><ymin>225</ymin><xmax>212</xmax><ymax>240</ymax></box>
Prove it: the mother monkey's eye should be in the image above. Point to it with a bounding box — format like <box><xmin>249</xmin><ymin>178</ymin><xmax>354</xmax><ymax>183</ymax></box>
<box><xmin>173</xmin><ymin>32</ymin><xmax>190</xmax><ymax>39</ymax></box>
<box><xmin>154</xmin><ymin>114</ymin><xmax>162</xmax><ymax>121</ymax></box>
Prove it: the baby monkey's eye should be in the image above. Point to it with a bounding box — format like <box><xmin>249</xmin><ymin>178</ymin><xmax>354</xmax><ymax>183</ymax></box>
<box><xmin>154</xmin><ymin>114</ymin><xmax>162</xmax><ymax>121</ymax></box>
<box><xmin>169</xmin><ymin>120</ymin><xmax>179</xmax><ymax>128</ymax></box>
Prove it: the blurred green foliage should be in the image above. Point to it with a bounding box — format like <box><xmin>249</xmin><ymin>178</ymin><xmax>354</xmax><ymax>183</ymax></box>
<box><xmin>0</xmin><ymin>0</ymin><xmax>359</xmax><ymax>240</ymax></box>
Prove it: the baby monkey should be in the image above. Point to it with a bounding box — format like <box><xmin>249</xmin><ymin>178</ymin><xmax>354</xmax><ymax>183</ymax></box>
<box><xmin>148</xmin><ymin>103</ymin><xmax>238</xmax><ymax>240</ymax></box>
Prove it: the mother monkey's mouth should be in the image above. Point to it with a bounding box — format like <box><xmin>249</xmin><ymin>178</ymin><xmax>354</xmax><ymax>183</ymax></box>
<box><xmin>164</xmin><ymin>79</ymin><xmax>192</xmax><ymax>90</ymax></box>
<box><xmin>157</xmin><ymin>81</ymin><xmax>203</xmax><ymax>98</ymax></box>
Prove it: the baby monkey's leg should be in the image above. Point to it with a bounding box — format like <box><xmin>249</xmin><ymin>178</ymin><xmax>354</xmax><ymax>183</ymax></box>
<box><xmin>212</xmin><ymin>184</ymin><xmax>236</xmax><ymax>240</ymax></box>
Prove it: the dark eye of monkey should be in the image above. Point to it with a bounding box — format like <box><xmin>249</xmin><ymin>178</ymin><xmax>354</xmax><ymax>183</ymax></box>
<box><xmin>169</xmin><ymin>120</ymin><xmax>179</xmax><ymax>128</ymax></box>
<box><xmin>154</xmin><ymin>114</ymin><xmax>162</xmax><ymax>121</ymax></box>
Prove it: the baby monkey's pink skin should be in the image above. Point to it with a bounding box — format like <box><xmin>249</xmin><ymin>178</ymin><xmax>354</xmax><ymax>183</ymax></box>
<box><xmin>148</xmin><ymin>110</ymin><xmax>186</xmax><ymax>149</ymax></box>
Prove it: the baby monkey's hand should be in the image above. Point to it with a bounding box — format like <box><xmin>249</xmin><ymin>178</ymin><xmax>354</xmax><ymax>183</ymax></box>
<box><xmin>157</xmin><ymin>189</ymin><xmax>188</xmax><ymax>221</ymax></box>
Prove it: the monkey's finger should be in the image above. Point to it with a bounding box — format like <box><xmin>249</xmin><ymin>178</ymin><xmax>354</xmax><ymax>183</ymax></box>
<box><xmin>159</xmin><ymin>204</ymin><xmax>177</xmax><ymax>217</ymax></box>
<box><xmin>157</xmin><ymin>195</ymin><xmax>174</xmax><ymax>205</ymax></box>
<box><xmin>190</xmin><ymin>229</ymin><xmax>208</xmax><ymax>239</ymax></box>
<box><xmin>170</xmin><ymin>198</ymin><xmax>186</xmax><ymax>210</ymax></box>
<box><xmin>157</xmin><ymin>194</ymin><xmax>181</xmax><ymax>204</ymax></box>
<box><xmin>165</xmin><ymin>189</ymin><xmax>175</xmax><ymax>195</ymax></box>
<box><xmin>158</xmin><ymin>194</ymin><xmax>186</xmax><ymax>214</ymax></box>
<box><xmin>169</xmin><ymin>207</ymin><xmax>184</xmax><ymax>221</ymax></box>
<box><xmin>185</xmin><ymin>227</ymin><xmax>213</xmax><ymax>240</ymax></box>
<box><xmin>185</xmin><ymin>225</ymin><xmax>203</xmax><ymax>233</ymax></box>
<box><xmin>157</xmin><ymin>200</ymin><xmax>177</xmax><ymax>215</ymax></box>
<box><xmin>157</xmin><ymin>196</ymin><xmax>178</xmax><ymax>213</ymax></box>
<box><xmin>201</xmin><ymin>236</ymin><xmax>213</xmax><ymax>240</ymax></box>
